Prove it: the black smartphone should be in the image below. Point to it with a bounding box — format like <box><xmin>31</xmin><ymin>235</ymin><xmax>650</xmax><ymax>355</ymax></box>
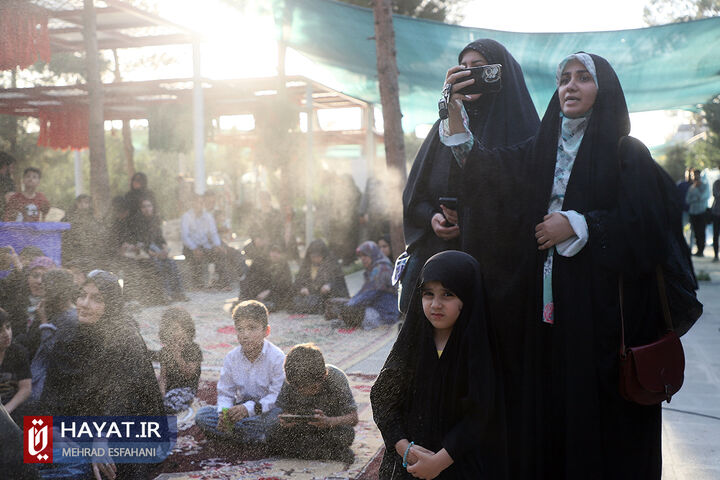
<box><xmin>438</xmin><ymin>196</ymin><xmax>458</xmax><ymax>211</ymax></box>
<box><xmin>456</xmin><ymin>64</ymin><xmax>503</xmax><ymax>95</ymax></box>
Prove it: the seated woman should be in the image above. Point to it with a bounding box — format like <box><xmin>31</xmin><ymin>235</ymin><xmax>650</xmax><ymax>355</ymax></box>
<box><xmin>290</xmin><ymin>239</ymin><xmax>349</xmax><ymax>314</ymax></box>
<box><xmin>40</xmin><ymin>270</ymin><xmax>165</xmax><ymax>479</ymax></box>
<box><xmin>328</xmin><ymin>241</ymin><xmax>399</xmax><ymax>329</ymax></box>
<box><xmin>128</xmin><ymin>196</ymin><xmax>187</xmax><ymax>304</ymax></box>
<box><xmin>238</xmin><ymin>243</ymin><xmax>292</xmax><ymax>312</ymax></box>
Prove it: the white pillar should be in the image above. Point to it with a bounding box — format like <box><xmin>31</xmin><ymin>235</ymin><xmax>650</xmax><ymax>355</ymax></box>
<box><xmin>192</xmin><ymin>41</ymin><xmax>205</xmax><ymax>195</ymax></box>
<box><xmin>305</xmin><ymin>83</ymin><xmax>314</xmax><ymax>248</ymax></box>
<box><xmin>74</xmin><ymin>150</ymin><xmax>84</xmax><ymax>197</ymax></box>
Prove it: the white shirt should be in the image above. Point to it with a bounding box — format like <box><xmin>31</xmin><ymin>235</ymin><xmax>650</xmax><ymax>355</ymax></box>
<box><xmin>216</xmin><ymin>339</ymin><xmax>286</xmax><ymax>416</ymax></box>
<box><xmin>181</xmin><ymin>209</ymin><xmax>221</xmax><ymax>250</ymax></box>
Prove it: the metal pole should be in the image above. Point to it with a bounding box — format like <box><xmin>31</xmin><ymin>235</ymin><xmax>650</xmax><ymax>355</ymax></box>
<box><xmin>305</xmin><ymin>83</ymin><xmax>314</xmax><ymax>248</ymax></box>
<box><xmin>74</xmin><ymin>150</ymin><xmax>83</xmax><ymax>197</ymax></box>
<box><xmin>192</xmin><ymin>41</ymin><xmax>205</xmax><ymax>195</ymax></box>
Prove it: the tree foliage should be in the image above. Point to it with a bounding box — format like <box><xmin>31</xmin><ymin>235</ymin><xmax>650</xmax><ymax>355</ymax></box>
<box><xmin>340</xmin><ymin>0</ymin><xmax>468</xmax><ymax>22</ymax></box>
<box><xmin>643</xmin><ymin>0</ymin><xmax>720</xmax><ymax>24</ymax></box>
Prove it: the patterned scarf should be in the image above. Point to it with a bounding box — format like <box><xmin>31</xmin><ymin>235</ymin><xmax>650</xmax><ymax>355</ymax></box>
<box><xmin>541</xmin><ymin>54</ymin><xmax>596</xmax><ymax>325</ymax></box>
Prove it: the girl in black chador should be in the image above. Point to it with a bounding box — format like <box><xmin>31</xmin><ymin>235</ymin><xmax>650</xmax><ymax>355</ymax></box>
<box><xmin>444</xmin><ymin>52</ymin><xmax>696</xmax><ymax>479</ymax></box>
<box><xmin>400</xmin><ymin>39</ymin><xmax>539</xmax><ymax>314</ymax></box>
<box><xmin>371</xmin><ymin>251</ymin><xmax>506</xmax><ymax>479</ymax></box>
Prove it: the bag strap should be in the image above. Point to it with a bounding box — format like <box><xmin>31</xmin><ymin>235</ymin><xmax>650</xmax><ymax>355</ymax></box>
<box><xmin>618</xmin><ymin>266</ymin><xmax>674</xmax><ymax>356</ymax></box>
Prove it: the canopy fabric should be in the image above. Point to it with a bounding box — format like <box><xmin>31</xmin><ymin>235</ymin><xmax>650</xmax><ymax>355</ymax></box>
<box><xmin>276</xmin><ymin>0</ymin><xmax>720</xmax><ymax>131</ymax></box>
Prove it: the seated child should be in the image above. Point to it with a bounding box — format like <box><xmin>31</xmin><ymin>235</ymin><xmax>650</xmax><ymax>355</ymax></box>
<box><xmin>195</xmin><ymin>300</ymin><xmax>285</xmax><ymax>443</ymax></box>
<box><xmin>370</xmin><ymin>251</ymin><xmax>505</xmax><ymax>479</ymax></box>
<box><xmin>2</xmin><ymin>167</ymin><xmax>50</xmax><ymax>222</ymax></box>
<box><xmin>158</xmin><ymin>307</ymin><xmax>203</xmax><ymax>413</ymax></box>
<box><xmin>269</xmin><ymin>343</ymin><xmax>358</xmax><ymax>464</ymax></box>
<box><xmin>0</xmin><ymin>308</ymin><xmax>31</xmax><ymax>426</ymax></box>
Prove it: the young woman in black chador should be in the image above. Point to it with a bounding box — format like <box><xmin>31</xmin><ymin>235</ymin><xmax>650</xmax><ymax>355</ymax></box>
<box><xmin>444</xmin><ymin>52</ymin><xmax>695</xmax><ymax>479</ymax></box>
<box><xmin>400</xmin><ymin>39</ymin><xmax>539</xmax><ymax>314</ymax></box>
<box><xmin>371</xmin><ymin>251</ymin><xmax>506</xmax><ymax>479</ymax></box>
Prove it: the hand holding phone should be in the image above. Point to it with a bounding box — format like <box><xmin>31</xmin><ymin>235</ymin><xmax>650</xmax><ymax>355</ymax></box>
<box><xmin>455</xmin><ymin>64</ymin><xmax>503</xmax><ymax>95</ymax></box>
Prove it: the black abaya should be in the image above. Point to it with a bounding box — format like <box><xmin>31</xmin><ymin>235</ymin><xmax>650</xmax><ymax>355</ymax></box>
<box><xmin>371</xmin><ymin>251</ymin><xmax>507</xmax><ymax>479</ymax></box>
<box><xmin>460</xmin><ymin>53</ymin><xmax>691</xmax><ymax>479</ymax></box>
<box><xmin>400</xmin><ymin>39</ymin><xmax>539</xmax><ymax>313</ymax></box>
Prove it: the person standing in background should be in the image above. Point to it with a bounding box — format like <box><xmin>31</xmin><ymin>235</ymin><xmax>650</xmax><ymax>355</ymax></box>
<box><xmin>711</xmin><ymin>178</ymin><xmax>720</xmax><ymax>262</ymax></box>
<box><xmin>686</xmin><ymin>168</ymin><xmax>710</xmax><ymax>257</ymax></box>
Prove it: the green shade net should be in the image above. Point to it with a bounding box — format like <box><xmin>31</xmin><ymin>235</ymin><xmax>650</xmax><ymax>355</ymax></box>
<box><xmin>275</xmin><ymin>0</ymin><xmax>720</xmax><ymax>131</ymax></box>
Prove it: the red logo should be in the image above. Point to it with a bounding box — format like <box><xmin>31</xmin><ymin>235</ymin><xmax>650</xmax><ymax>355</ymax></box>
<box><xmin>24</xmin><ymin>416</ymin><xmax>53</xmax><ymax>463</ymax></box>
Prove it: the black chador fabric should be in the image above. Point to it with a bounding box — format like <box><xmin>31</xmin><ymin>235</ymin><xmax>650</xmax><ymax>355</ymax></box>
<box><xmin>400</xmin><ymin>39</ymin><xmax>539</xmax><ymax>313</ymax></box>
<box><xmin>293</xmin><ymin>239</ymin><xmax>349</xmax><ymax>298</ymax></box>
<box><xmin>461</xmin><ymin>53</ymin><xmax>680</xmax><ymax>479</ymax></box>
<box><xmin>371</xmin><ymin>251</ymin><xmax>507</xmax><ymax>479</ymax></box>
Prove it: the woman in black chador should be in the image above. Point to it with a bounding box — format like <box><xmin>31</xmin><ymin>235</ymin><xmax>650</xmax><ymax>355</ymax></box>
<box><xmin>400</xmin><ymin>39</ymin><xmax>539</xmax><ymax>314</ymax></box>
<box><xmin>444</xmin><ymin>52</ymin><xmax>694</xmax><ymax>479</ymax></box>
<box><xmin>371</xmin><ymin>251</ymin><xmax>507</xmax><ymax>479</ymax></box>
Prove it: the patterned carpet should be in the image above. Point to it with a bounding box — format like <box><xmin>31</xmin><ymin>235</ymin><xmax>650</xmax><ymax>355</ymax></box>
<box><xmin>133</xmin><ymin>290</ymin><xmax>392</xmax><ymax>479</ymax></box>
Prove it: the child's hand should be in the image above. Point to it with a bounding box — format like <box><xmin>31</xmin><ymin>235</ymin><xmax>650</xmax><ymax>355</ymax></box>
<box><xmin>226</xmin><ymin>405</ymin><xmax>248</xmax><ymax>422</ymax></box>
<box><xmin>406</xmin><ymin>448</ymin><xmax>453</xmax><ymax>479</ymax></box>
<box><xmin>277</xmin><ymin>415</ymin><xmax>298</xmax><ymax>428</ymax></box>
<box><xmin>308</xmin><ymin>409</ymin><xmax>333</xmax><ymax>428</ymax></box>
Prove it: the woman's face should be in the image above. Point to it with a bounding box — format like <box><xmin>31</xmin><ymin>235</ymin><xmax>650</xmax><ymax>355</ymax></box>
<box><xmin>421</xmin><ymin>281</ymin><xmax>463</xmax><ymax>334</ymax></box>
<box><xmin>28</xmin><ymin>267</ymin><xmax>48</xmax><ymax>296</ymax></box>
<box><xmin>359</xmin><ymin>253</ymin><xmax>372</xmax><ymax>269</ymax></box>
<box><xmin>131</xmin><ymin>177</ymin><xmax>143</xmax><ymax>190</ymax></box>
<box><xmin>558</xmin><ymin>59</ymin><xmax>597</xmax><ymax>118</ymax></box>
<box><xmin>310</xmin><ymin>253</ymin><xmax>324</xmax><ymax>266</ymax></box>
<box><xmin>460</xmin><ymin>49</ymin><xmax>488</xmax><ymax>68</ymax></box>
<box><xmin>378</xmin><ymin>239</ymin><xmax>391</xmax><ymax>259</ymax></box>
<box><xmin>77</xmin><ymin>283</ymin><xmax>105</xmax><ymax>325</ymax></box>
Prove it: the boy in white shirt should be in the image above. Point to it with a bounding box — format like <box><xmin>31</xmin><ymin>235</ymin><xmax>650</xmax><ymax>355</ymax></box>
<box><xmin>195</xmin><ymin>300</ymin><xmax>285</xmax><ymax>443</ymax></box>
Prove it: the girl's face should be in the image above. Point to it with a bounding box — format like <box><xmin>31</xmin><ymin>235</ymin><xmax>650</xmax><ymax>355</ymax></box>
<box><xmin>77</xmin><ymin>283</ymin><xmax>105</xmax><ymax>324</ymax></box>
<box><xmin>558</xmin><ymin>59</ymin><xmax>598</xmax><ymax>118</ymax></box>
<box><xmin>77</xmin><ymin>197</ymin><xmax>91</xmax><ymax>211</ymax></box>
<box><xmin>28</xmin><ymin>267</ymin><xmax>48</xmax><ymax>296</ymax></box>
<box><xmin>359</xmin><ymin>253</ymin><xmax>372</xmax><ymax>269</ymax></box>
<box><xmin>310</xmin><ymin>253</ymin><xmax>324</xmax><ymax>266</ymax></box>
<box><xmin>132</xmin><ymin>178</ymin><xmax>143</xmax><ymax>190</ymax></box>
<box><xmin>421</xmin><ymin>281</ymin><xmax>463</xmax><ymax>334</ymax></box>
<box><xmin>0</xmin><ymin>322</ymin><xmax>11</xmax><ymax>350</ymax></box>
<box><xmin>378</xmin><ymin>240</ymin><xmax>391</xmax><ymax>259</ymax></box>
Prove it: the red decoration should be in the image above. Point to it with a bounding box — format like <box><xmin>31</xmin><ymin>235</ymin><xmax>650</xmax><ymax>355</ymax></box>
<box><xmin>37</xmin><ymin>106</ymin><xmax>89</xmax><ymax>151</ymax></box>
<box><xmin>0</xmin><ymin>1</ymin><xmax>51</xmax><ymax>70</ymax></box>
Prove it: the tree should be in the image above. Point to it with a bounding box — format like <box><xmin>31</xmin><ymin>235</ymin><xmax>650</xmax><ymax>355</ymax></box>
<box><xmin>83</xmin><ymin>0</ymin><xmax>111</xmax><ymax>216</ymax></box>
<box><xmin>662</xmin><ymin>144</ymin><xmax>690</xmax><ymax>182</ymax></box>
<box><xmin>643</xmin><ymin>0</ymin><xmax>720</xmax><ymax>24</ymax></box>
<box><xmin>373</xmin><ymin>0</ymin><xmax>407</xmax><ymax>258</ymax></box>
<box><xmin>644</xmin><ymin>0</ymin><xmax>720</xmax><ymax>170</ymax></box>
<box><xmin>342</xmin><ymin>0</ymin><xmax>468</xmax><ymax>22</ymax></box>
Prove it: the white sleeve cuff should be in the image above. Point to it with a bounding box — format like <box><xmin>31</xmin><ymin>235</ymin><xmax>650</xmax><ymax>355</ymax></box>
<box><xmin>243</xmin><ymin>400</ymin><xmax>257</xmax><ymax>418</ymax></box>
<box><xmin>442</xmin><ymin>130</ymin><xmax>473</xmax><ymax>147</ymax></box>
<box><xmin>555</xmin><ymin>210</ymin><xmax>588</xmax><ymax>257</ymax></box>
